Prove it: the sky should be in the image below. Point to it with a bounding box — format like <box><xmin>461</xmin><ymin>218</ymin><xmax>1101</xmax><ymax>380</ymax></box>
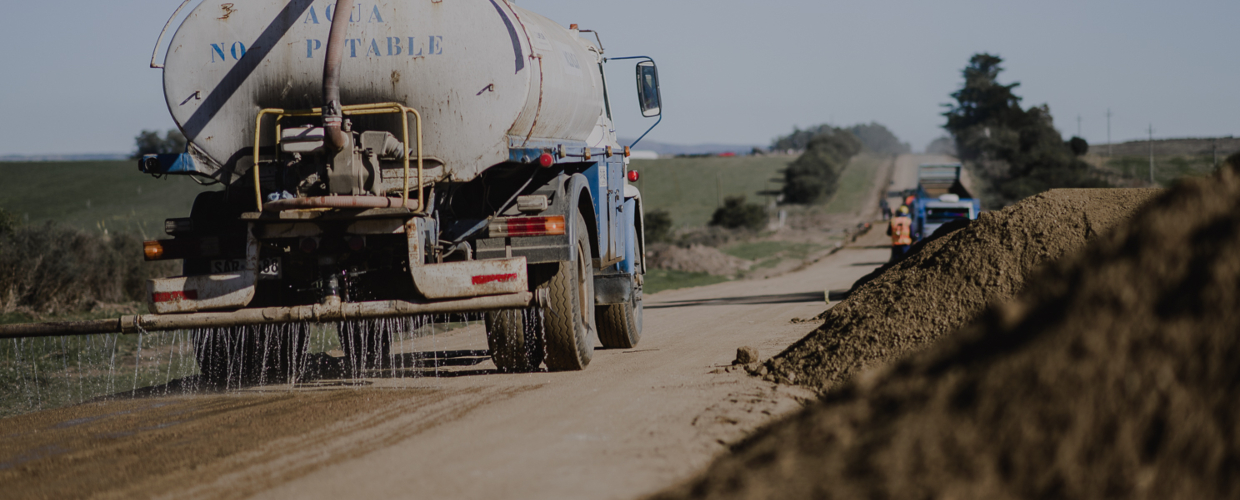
<box><xmin>0</xmin><ymin>0</ymin><xmax>1236</xmax><ymax>156</ymax></box>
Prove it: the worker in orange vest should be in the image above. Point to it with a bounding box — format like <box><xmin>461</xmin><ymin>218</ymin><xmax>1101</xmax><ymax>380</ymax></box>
<box><xmin>887</xmin><ymin>205</ymin><xmax>913</xmax><ymax>262</ymax></box>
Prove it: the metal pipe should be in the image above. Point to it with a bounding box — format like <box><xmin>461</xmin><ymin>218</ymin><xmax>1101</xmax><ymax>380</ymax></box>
<box><xmin>264</xmin><ymin>195</ymin><xmax>420</xmax><ymax>211</ymax></box>
<box><xmin>322</xmin><ymin>0</ymin><xmax>354</xmax><ymax>151</ymax></box>
<box><xmin>0</xmin><ymin>292</ymin><xmax>536</xmax><ymax>339</ymax></box>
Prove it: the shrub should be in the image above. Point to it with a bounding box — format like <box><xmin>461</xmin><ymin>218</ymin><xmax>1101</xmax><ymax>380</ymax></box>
<box><xmin>0</xmin><ymin>207</ymin><xmax>15</xmax><ymax>235</ymax></box>
<box><xmin>709</xmin><ymin>196</ymin><xmax>766</xmax><ymax>231</ymax></box>
<box><xmin>644</xmin><ymin>209</ymin><xmax>674</xmax><ymax>243</ymax></box>
<box><xmin>0</xmin><ymin>224</ymin><xmax>173</xmax><ymax>314</ymax></box>
<box><xmin>1226</xmin><ymin>152</ymin><xmax>1240</xmax><ymax>169</ymax></box>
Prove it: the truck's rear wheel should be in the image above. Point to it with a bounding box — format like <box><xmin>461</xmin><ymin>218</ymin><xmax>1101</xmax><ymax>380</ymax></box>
<box><xmin>541</xmin><ymin>211</ymin><xmax>596</xmax><ymax>371</ymax></box>
<box><xmin>485</xmin><ymin>309</ymin><xmax>545</xmax><ymax>372</ymax></box>
<box><xmin>598</xmin><ymin>222</ymin><xmax>643</xmax><ymax>349</ymax></box>
<box><xmin>193</xmin><ymin>325</ymin><xmax>309</xmax><ymax>385</ymax></box>
<box><xmin>597</xmin><ymin>277</ymin><xmax>642</xmax><ymax>349</ymax></box>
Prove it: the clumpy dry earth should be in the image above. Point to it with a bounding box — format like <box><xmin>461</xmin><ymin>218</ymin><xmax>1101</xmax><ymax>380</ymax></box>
<box><xmin>765</xmin><ymin>188</ymin><xmax>1161</xmax><ymax>392</ymax></box>
<box><xmin>653</xmin><ymin>165</ymin><xmax>1240</xmax><ymax>499</ymax></box>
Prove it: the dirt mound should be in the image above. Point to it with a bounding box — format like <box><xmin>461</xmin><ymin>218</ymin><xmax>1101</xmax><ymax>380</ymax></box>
<box><xmin>646</xmin><ymin>243</ymin><xmax>752</xmax><ymax>276</ymax></box>
<box><xmin>765</xmin><ymin>188</ymin><xmax>1160</xmax><ymax>391</ymax></box>
<box><xmin>652</xmin><ymin>166</ymin><xmax>1240</xmax><ymax>499</ymax></box>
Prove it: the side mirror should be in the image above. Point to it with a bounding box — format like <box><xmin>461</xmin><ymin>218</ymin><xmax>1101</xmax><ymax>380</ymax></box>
<box><xmin>636</xmin><ymin>61</ymin><xmax>661</xmax><ymax>117</ymax></box>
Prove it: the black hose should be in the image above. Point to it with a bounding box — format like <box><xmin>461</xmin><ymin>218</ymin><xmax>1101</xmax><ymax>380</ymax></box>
<box><xmin>322</xmin><ymin>0</ymin><xmax>354</xmax><ymax>151</ymax></box>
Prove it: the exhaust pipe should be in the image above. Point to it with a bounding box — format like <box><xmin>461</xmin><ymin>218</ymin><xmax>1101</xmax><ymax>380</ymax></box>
<box><xmin>0</xmin><ymin>292</ymin><xmax>540</xmax><ymax>340</ymax></box>
<box><xmin>322</xmin><ymin>0</ymin><xmax>354</xmax><ymax>151</ymax></box>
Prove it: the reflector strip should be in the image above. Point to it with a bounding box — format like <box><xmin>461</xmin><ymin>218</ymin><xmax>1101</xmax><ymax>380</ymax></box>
<box><xmin>472</xmin><ymin>273</ymin><xmax>519</xmax><ymax>285</ymax></box>
<box><xmin>153</xmin><ymin>290</ymin><xmax>199</xmax><ymax>302</ymax></box>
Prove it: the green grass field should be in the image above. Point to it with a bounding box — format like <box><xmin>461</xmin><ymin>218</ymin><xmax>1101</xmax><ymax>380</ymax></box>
<box><xmin>822</xmin><ymin>154</ymin><xmax>884</xmax><ymax>214</ymax></box>
<box><xmin>0</xmin><ymin>161</ymin><xmax>216</xmax><ymax>238</ymax></box>
<box><xmin>631</xmin><ymin>155</ymin><xmax>791</xmax><ymax>228</ymax></box>
<box><xmin>1104</xmin><ymin>155</ymin><xmax>1221</xmax><ymax>186</ymax></box>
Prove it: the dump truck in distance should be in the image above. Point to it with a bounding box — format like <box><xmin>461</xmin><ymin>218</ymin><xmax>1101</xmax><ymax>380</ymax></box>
<box><xmin>912</xmin><ymin>164</ymin><xmax>980</xmax><ymax>240</ymax></box>
<box><xmin>0</xmin><ymin>0</ymin><xmax>663</xmax><ymax>379</ymax></box>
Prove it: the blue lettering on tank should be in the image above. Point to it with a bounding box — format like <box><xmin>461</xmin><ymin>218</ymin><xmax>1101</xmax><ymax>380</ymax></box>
<box><xmin>306</xmin><ymin>39</ymin><xmax>322</xmax><ymax>58</ymax></box>
<box><xmin>347</xmin><ymin>39</ymin><xmax>360</xmax><ymax>57</ymax></box>
<box><xmin>304</xmin><ymin>6</ymin><xmax>319</xmax><ymax>24</ymax></box>
<box><xmin>349</xmin><ymin>4</ymin><xmax>361</xmax><ymax>22</ymax></box>
<box><xmin>210</xmin><ymin>43</ymin><xmax>227</xmax><ymax>63</ymax></box>
<box><xmin>429</xmin><ymin>36</ymin><xmax>443</xmax><ymax>55</ymax></box>
<box><xmin>230</xmin><ymin>42</ymin><xmax>246</xmax><ymax>60</ymax></box>
<box><xmin>387</xmin><ymin>37</ymin><xmax>402</xmax><ymax>56</ymax></box>
<box><xmin>369</xmin><ymin>6</ymin><xmax>384</xmax><ymax>23</ymax></box>
<box><xmin>366</xmin><ymin>39</ymin><xmax>381</xmax><ymax>57</ymax></box>
<box><xmin>407</xmin><ymin>37</ymin><xmax>423</xmax><ymax>56</ymax></box>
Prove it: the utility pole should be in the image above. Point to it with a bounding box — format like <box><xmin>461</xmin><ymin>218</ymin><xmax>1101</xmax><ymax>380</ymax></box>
<box><xmin>1148</xmin><ymin>124</ymin><xmax>1155</xmax><ymax>185</ymax></box>
<box><xmin>1213</xmin><ymin>140</ymin><xmax>1219</xmax><ymax>169</ymax></box>
<box><xmin>1106</xmin><ymin>109</ymin><xmax>1113</xmax><ymax>157</ymax></box>
<box><xmin>1077</xmin><ymin>114</ymin><xmax>1082</xmax><ymax>138</ymax></box>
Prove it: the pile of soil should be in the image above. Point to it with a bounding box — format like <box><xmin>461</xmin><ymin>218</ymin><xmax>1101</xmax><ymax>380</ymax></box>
<box><xmin>765</xmin><ymin>188</ymin><xmax>1160</xmax><ymax>391</ymax></box>
<box><xmin>653</xmin><ymin>165</ymin><xmax>1240</xmax><ymax>499</ymax></box>
<box><xmin>646</xmin><ymin>243</ymin><xmax>752</xmax><ymax>276</ymax></box>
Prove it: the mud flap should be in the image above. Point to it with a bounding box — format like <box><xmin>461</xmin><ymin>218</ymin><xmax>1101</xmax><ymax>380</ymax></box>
<box><xmin>405</xmin><ymin>217</ymin><xmax>529</xmax><ymax>300</ymax></box>
<box><xmin>145</xmin><ymin>225</ymin><xmax>260</xmax><ymax>314</ymax></box>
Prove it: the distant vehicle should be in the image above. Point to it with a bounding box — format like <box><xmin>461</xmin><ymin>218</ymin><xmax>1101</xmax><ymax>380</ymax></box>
<box><xmin>912</xmin><ymin>164</ymin><xmax>980</xmax><ymax>240</ymax></box>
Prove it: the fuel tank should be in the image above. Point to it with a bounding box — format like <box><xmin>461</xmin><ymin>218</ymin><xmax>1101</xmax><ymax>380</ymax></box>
<box><xmin>162</xmin><ymin>0</ymin><xmax>611</xmax><ymax>182</ymax></box>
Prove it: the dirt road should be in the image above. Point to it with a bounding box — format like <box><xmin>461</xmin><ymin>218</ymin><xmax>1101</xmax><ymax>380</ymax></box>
<box><xmin>0</xmin><ymin>156</ymin><xmax>935</xmax><ymax>499</ymax></box>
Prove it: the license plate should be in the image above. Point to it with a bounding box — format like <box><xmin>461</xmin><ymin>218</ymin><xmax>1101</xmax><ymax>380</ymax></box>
<box><xmin>210</xmin><ymin>257</ymin><xmax>282</xmax><ymax>280</ymax></box>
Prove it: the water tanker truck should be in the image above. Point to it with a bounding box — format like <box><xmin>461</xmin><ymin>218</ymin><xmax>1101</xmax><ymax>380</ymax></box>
<box><xmin>0</xmin><ymin>0</ymin><xmax>663</xmax><ymax>377</ymax></box>
<box><xmin>912</xmin><ymin>163</ymin><xmax>980</xmax><ymax>240</ymax></box>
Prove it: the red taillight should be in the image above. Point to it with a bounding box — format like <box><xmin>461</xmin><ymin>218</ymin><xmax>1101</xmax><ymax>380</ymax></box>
<box><xmin>348</xmin><ymin>236</ymin><xmax>365</xmax><ymax>251</ymax></box>
<box><xmin>488</xmin><ymin>216</ymin><xmax>567</xmax><ymax>237</ymax></box>
<box><xmin>538</xmin><ymin>153</ymin><xmax>554</xmax><ymax>168</ymax></box>
<box><xmin>300</xmin><ymin>237</ymin><xmax>318</xmax><ymax>253</ymax></box>
<box><xmin>627</xmin><ymin>170</ymin><xmax>639</xmax><ymax>182</ymax></box>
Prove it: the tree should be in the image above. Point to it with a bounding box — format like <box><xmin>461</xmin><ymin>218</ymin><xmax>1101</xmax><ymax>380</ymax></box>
<box><xmin>942</xmin><ymin>53</ymin><xmax>1108</xmax><ymax>206</ymax></box>
<box><xmin>925</xmin><ymin>136</ymin><xmax>957</xmax><ymax>156</ymax></box>
<box><xmin>781</xmin><ymin>128</ymin><xmax>863</xmax><ymax>204</ymax></box>
<box><xmin>1067</xmin><ymin>136</ymin><xmax>1089</xmax><ymax>156</ymax></box>
<box><xmin>709</xmin><ymin>196</ymin><xmax>766</xmax><ymax>231</ymax></box>
<box><xmin>132</xmin><ymin>129</ymin><xmax>187</xmax><ymax>159</ymax></box>
<box><xmin>847</xmin><ymin>122</ymin><xmax>910</xmax><ymax>155</ymax></box>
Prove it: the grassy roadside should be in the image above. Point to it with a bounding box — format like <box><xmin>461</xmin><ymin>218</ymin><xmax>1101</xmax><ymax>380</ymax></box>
<box><xmin>822</xmin><ymin>153</ymin><xmax>884</xmax><ymax>215</ymax></box>
<box><xmin>632</xmin><ymin>155</ymin><xmax>791</xmax><ymax>228</ymax></box>
<box><xmin>640</xmin><ymin>154</ymin><xmax>884</xmax><ymax>294</ymax></box>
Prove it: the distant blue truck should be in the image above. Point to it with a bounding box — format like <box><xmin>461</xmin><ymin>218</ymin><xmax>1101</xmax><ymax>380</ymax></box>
<box><xmin>911</xmin><ymin>164</ymin><xmax>980</xmax><ymax>241</ymax></box>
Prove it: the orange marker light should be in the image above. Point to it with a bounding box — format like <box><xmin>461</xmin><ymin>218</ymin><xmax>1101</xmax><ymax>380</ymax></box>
<box><xmin>143</xmin><ymin>241</ymin><xmax>165</xmax><ymax>261</ymax></box>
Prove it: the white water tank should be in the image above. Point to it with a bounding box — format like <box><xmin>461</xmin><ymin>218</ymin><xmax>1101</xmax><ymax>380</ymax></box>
<box><xmin>162</xmin><ymin>0</ymin><xmax>612</xmax><ymax>181</ymax></box>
